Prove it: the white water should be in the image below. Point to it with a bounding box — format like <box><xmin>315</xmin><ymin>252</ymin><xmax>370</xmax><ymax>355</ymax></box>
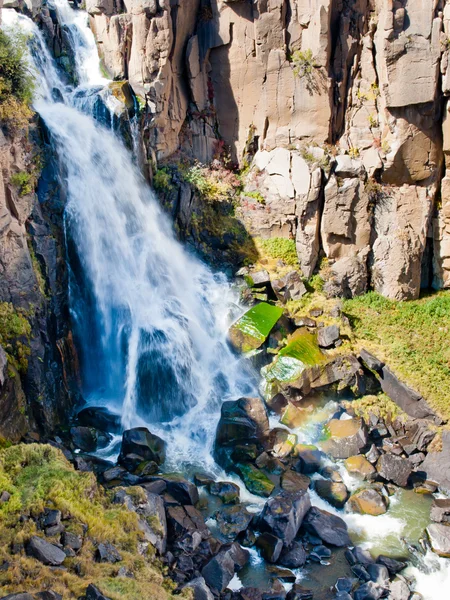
<box><xmin>2</xmin><ymin>4</ymin><xmax>450</xmax><ymax>596</ymax></box>
<box><xmin>2</xmin><ymin>4</ymin><xmax>255</xmax><ymax>472</ymax></box>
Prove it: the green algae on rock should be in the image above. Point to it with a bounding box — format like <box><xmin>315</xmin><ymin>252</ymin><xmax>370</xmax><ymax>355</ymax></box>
<box><xmin>229</xmin><ymin>302</ymin><xmax>284</xmax><ymax>352</ymax></box>
<box><xmin>237</xmin><ymin>463</ymin><xmax>275</xmax><ymax>497</ymax></box>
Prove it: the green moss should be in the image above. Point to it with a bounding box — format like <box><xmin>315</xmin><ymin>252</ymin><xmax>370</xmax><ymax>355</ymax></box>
<box><xmin>27</xmin><ymin>239</ymin><xmax>47</xmax><ymax>298</ymax></box>
<box><xmin>10</xmin><ymin>171</ymin><xmax>33</xmax><ymax>196</ymax></box>
<box><xmin>345</xmin><ymin>393</ymin><xmax>402</xmax><ymax>422</ymax></box>
<box><xmin>153</xmin><ymin>167</ymin><xmax>174</xmax><ymax>193</ymax></box>
<box><xmin>343</xmin><ymin>291</ymin><xmax>450</xmax><ymax>419</ymax></box>
<box><xmin>279</xmin><ymin>329</ymin><xmax>324</xmax><ymax>364</ymax></box>
<box><xmin>237</xmin><ymin>463</ymin><xmax>274</xmax><ymax>497</ymax></box>
<box><xmin>0</xmin><ymin>444</ymin><xmax>177</xmax><ymax>600</ymax></box>
<box><xmin>0</xmin><ymin>302</ymin><xmax>31</xmax><ymax>373</ymax></box>
<box><xmin>229</xmin><ymin>302</ymin><xmax>284</xmax><ymax>352</ymax></box>
<box><xmin>255</xmin><ymin>237</ymin><xmax>299</xmax><ymax>267</ymax></box>
<box><xmin>244</xmin><ymin>190</ymin><xmax>265</xmax><ymax>205</ymax></box>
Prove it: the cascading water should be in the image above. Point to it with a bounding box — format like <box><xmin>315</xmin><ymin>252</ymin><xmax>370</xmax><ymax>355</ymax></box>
<box><xmin>2</xmin><ymin>4</ymin><xmax>450</xmax><ymax>597</ymax></box>
<box><xmin>2</xmin><ymin>4</ymin><xmax>255</xmax><ymax>473</ymax></box>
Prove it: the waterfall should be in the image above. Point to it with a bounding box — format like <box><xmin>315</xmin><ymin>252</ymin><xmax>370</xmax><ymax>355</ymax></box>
<box><xmin>2</xmin><ymin>4</ymin><xmax>255</xmax><ymax>471</ymax></box>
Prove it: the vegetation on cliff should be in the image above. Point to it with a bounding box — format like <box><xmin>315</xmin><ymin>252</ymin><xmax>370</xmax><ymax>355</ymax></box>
<box><xmin>0</xmin><ymin>28</ymin><xmax>34</xmax><ymax>132</ymax></box>
<box><xmin>0</xmin><ymin>443</ymin><xmax>181</xmax><ymax>600</ymax></box>
<box><xmin>0</xmin><ymin>302</ymin><xmax>31</xmax><ymax>374</ymax></box>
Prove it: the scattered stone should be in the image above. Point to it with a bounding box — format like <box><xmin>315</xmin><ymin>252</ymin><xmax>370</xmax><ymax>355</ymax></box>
<box><xmin>347</xmin><ymin>488</ymin><xmax>388</xmax><ymax>516</ymax></box>
<box><xmin>421</xmin><ymin>431</ymin><xmax>450</xmax><ymax>494</ymax></box>
<box><xmin>61</xmin><ymin>531</ymin><xmax>82</xmax><ymax>552</ymax></box>
<box><xmin>26</xmin><ymin>536</ymin><xmax>66</xmax><ymax>566</ymax></box>
<box><xmin>0</xmin><ymin>594</ymin><xmax>34</xmax><ymax>600</ymax></box>
<box><xmin>96</xmin><ymin>542</ymin><xmax>122</xmax><ymax>563</ymax></box>
<box><xmin>85</xmin><ymin>584</ymin><xmax>112</xmax><ymax>600</ymax></box>
<box><xmin>320</xmin><ymin>465</ymin><xmax>343</xmax><ymax>482</ymax></box>
<box><xmin>278</xmin><ymin>541</ymin><xmax>307</xmax><ymax>568</ymax></box>
<box><xmin>302</xmin><ymin>507</ymin><xmax>351</xmax><ymax>547</ymax></box>
<box><xmin>256</xmin><ymin>532</ymin><xmax>283</xmax><ymax>563</ymax></box>
<box><xmin>0</xmin><ymin>491</ymin><xmax>11</xmax><ymax>503</ymax></box>
<box><xmin>345</xmin><ymin>455</ymin><xmax>376</xmax><ymax>480</ymax></box>
<box><xmin>309</xmin><ymin>308</ymin><xmax>323</xmax><ymax>318</ymax></box>
<box><xmin>376</xmin><ymin>454</ymin><xmax>412</xmax><ymax>487</ymax></box>
<box><xmin>353</xmin><ymin>581</ymin><xmax>385</xmax><ymax>599</ymax></box>
<box><xmin>322</xmin><ymin>418</ymin><xmax>368</xmax><ymax>459</ymax></box>
<box><xmin>310</xmin><ymin>544</ymin><xmax>331</xmax><ymax>562</ymax></box>
<box><xmin>426</xmin><ymin>523</ymin><xmax>450</xmax><ymax>557</ymax></box>
<box><xmin>119</xmin><ymin>427</ymin><xmax>166</xmax><ymax>465</ymax></box>
<box><xmin>102</xmin><ymin>466</ymin><xmax>127</xmax><ymax>483</ymax></box>
<box><xmin>209</xmin><ymin>481</ymin><xmax>240</xmax><ymax>504</ymax></box>
<box><xmin>318</xmin><ymin>325</ymin><xmax>340</xmax><ymax>348</ymax></box>
<box><xmin>259</xmin><ymin>490</ymin><xmax>311</xmax><ymax>547</ymax></box>
<box><xmin>314</xmin><ymin>479</ymin><xmax>349</xmax><ymax>508</ymax></box>
<box><xmin>294</xmin><ymin>445</ymin><xmax>325</xmax><ymax>474</ymax></box>
<box><xmin>237</xmin><ymin>463</ymin><xmax>275</xmax><ymax>497</ymax></box>
<box><xmin>352</xmin><ymin>564</ymin><xmax>371</xmax><ymax>581</ymax></box>
<box><xmin>335</xmin><ymin>577</ymin><xmax>354</xmax><ymax>593</ymax></box>
<box><xmin>272</xmin><ymin>271</ymin><xmax>307</xmax><ymax>302</ymax></box>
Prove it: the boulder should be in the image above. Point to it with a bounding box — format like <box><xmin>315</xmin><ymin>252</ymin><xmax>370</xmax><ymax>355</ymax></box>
<box><xmin>182</xmin><ymin>577</ymin><xmax>214</xmax><ymax>600</ymax></box>
<box><xmin>61</xmin><ymin>531</ymin><xmax>82</xmax><ymax>552</ymax></box>
<box><xmin>166</xmin><ymin>504</ymin><xmax>210</xmax><ymax>543</ymax></box>
<box><xmin>294</xmin><ymin>445</ymin><xmax>325</xmax><ymax>474</ymax></box>
<box><xmin>353</xmin><ymin>581</ymin><xmax>385</xmax><ymax>600</ymax></box>
<box><xmin>281</xmin><ymin>470</ymin><xmax>311</xmax><ymax>493</ymax></box>
<box><xmin>317</xmin><ymin>325</ymin><xmax>340</xmax><ymax>348</ymax></box>
<box><xmin>314</xmin><ymin>479</ymin><xmax>349</xmax><ymax>508</ymax></box>
<box><xmin>26</xmin><ymin>536</ymin><xmax>66</xmax><ymax>566</ymax></box>
<box><xmin>379</xmin><ymin>367</ymin><xmax>436</xmax><ymax>419</ymax></box>
<box><xmin>229</xmin><ymin>303</ymin><xmax>284</xmax><ymax>352</ymax></box>
<box><xmin>430</xmin><ymin>498</ymin><xmax>450</xmax><ymax>523</ymax></box>
<box><xmin>201</xmin><ymin>542</ymin><xmax>249</xmax><ymax>594</ymax></box>
<box><xmin>345</xmin><ymin>455</ymin><xmax>376</xmax><ymax>480</ymax></box>
<box><xmin>278</xmin><ymin>541</ymin><xmax>307</xmax><ymax>568</ymax></box>
<box><xmin>152</xmin><ymin>474</ymin><xmax>199</xmax><ymax>505</ymax></box>
<box><xmin>0</xmin><ymin>594</ymin><xmax>34</xmax><ymax>600</ymax></box>
<box><xmin>347</xmin><ymin>488</ymin><xmax>388</xmax><ymax>516</ymax></box>
<box><xmin>358</xmin><ymin>349</ymin><xmax>384</xmax><ymax>373</ymax></box>
<box><xmin>426</xmin><ymin>523</ymin><xmax>450</xmax><ymax>557</ymax></box>
<box><xmin>256</xmin><ymin>532</ymin><xmax>283</xmax><ymax>563</ymax></box>
<box><xmin>388</xmin><ymin>579</ymin><xmax>411</xmax><ymax>600</ymax></box>
<box><xmin>302</xmin><ymin>507</ymin><xmax>351</xmax><ymax>547</ymax></box>
<box><xmin>237</xmin><ymin>463</ymin><xmax>274</xmax><ymax>497</ymax></box>
<box><xmin>259</xmin><ymin>490</ymin><xmax>311</xmax><ymax>547</ymax></box>
<box><xmin>96</xmin><ymin>542</ymin><xmax>122</xmax><ymax>563</ymax></box>
<box><xmin>376</xmin><ymin>555</ymin><xmax>406</xmax><ymax>575</ymax></box>
<box><xmin>209</xmin><ymin>481</ymin><xmax>240</xmax><ymax>504</ymax></box>
<box><xmin>322</xmin><ymin>418</ymin><xmax>368</xmax><ymax>459</ymax></box>
<box><xmin>271</xmin><ymin>271</ymin><xmax>307</xmax><ymax>303</ymax></box>
<box><xmin>119</xmin><ymin>427</ymin><xmax>166</xmax><ymax>465</ymax></box>
<box><xmin>85</xmin><ymin>585</ymin><xmax>112</xmax><ymax>600</ymax></box>
<box><xmin>270</xmin><ymin>429</ymin><xmax>297</xmax><ymax>459</ymax></box>
<box><xmin>215</xmin><ymin>504</ymin><xmax>253</xmax><ymax>542</ymax></box>
<box><xmin>77</xmin><ymin>406</ymin><xmax>122</xmax><ymax>434</ymax></box>
<box><xmin>214</xmin><ymin>397</ymin><xmax>269</xmax><ymax>469</ymax></box>
<box><xmin>286</xmin><ymin>583</ymin><xmax>314</xmax><ymax>600</ymax></box>
<box><xmin>421</xmin><ymin>431</ymin><xmax>450</xmax><ymax>494</ymax></box>
<box><xmin>376</xmin><ymin>454</ymin><xmax>412</xmax><ymax>487</ymax></box>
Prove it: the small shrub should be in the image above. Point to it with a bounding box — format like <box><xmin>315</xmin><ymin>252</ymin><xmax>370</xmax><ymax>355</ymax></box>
<box><xmin>244</xmin><ymin>190</ymin><xmax>265</xmax><ymax>205</ymax></box>
<box><xmin>381</xmin><ymin>139</ymin><xmax>391</xmax><ymax>154</ymax></box>
<box><xmin>255</xmin><ymin>237</ymin><xmax>298</xmax><ymax>266</ymax></box>
<box><xmin>0</xmin><ymin>302</ymin><xmax>31</xmax><ymax>373</ymax></box>
<box><xmin>291</xmin><ymin>49</ymin><xmax>317</xmax><ymax>79</ymax></box>
<box><xmin>153</xmin><ymin>167</ymin><xmax>173</xmax><ymax>193</ymax></box>
<box><xmin>368</xmin><ymin>114</ymin><xmax>378</xmax><ymax>128</ymax></box>
<box><xmin>181</xmin><ymin>164</ymin><xmax>231</xmax><ymax>201</ymax></box>
<box><xmin>0</xmin><ymin>28</ymin><xmax>34</xmax><ymax>133</ymax></box>
<box><xmin>348</xmin><ymin>146</ymin><xmax>360</xmax><ymax>159</ymax></box>
<box><xmin>10</xmin><ymin>171</ymin><xmax>33</xmax><ymax>196</ymax></box>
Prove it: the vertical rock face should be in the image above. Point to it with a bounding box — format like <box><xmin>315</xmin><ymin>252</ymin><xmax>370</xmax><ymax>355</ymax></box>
<box><xmin>83</xmin><ymin>0</ymin><xmax>450</xmax><ymax>300</ymax></box>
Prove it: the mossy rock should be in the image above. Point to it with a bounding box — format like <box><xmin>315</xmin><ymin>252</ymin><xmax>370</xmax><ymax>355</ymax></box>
<box><xmin>229</xmin><ymin>302</ymin><xmax>283</xmax><ymax>353</ymax></box>
<box><xmin>344</xmin><ymin>455</ymin><xmax>376</xmax><ymax>480</ymax></box>
<box><xmin>278</xmin><ymin>329</ymin><xmax>324</xmax><ymax>364</ymax></box>
<box><xmin>237</xmin><ymin>463</ymin><xmax>275</xmax><ymax>497</ymax></box>
<box><xmin>109</xmin><ymin>81</ymin><xmax>134</xmax><ymax>109</ymax></box>
<box><xmin>280</xmin><ymin>402</ymin><xmax>313</xmax><ymax>429</ymax></box>
<box><xmin>347</xmin><ymin>487</ymin><xmax>388</xmax><ymax>516</ymax></box>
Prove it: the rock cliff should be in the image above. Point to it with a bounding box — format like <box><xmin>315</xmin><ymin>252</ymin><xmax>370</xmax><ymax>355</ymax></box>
<box><xmin>85</xmin><ymin>0</ymin><xmax>450</xmax><ymax>300</ymax></box>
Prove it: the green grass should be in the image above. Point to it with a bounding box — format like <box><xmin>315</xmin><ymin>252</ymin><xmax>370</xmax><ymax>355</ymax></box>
<box><xmin>10</xmin><ymin>171</ymin><xmax>34</xmax><ymax>196</ymax></box>
<box><xmin>343</xmin><ymin>291</ymin><xmax>450</xmax><ymax>419</ymax></box>
<box><xmin>255</xmin><ymin>237</ymin><xmax>299</xmax><ymax>267</ymax></box>
<box><xmin>0</xmin><ymin>444</ymin><xmax>180</xmax><ymax>600</ymax></box>
<box><xmin>0</xmin><ymin>302</ymin><xmax>31</xmax><ymax>373</ymax></box>
<box><xmin>229</xmin><ymin>302</ymin><xmax>284</xmax><ymax>352</ymax></box>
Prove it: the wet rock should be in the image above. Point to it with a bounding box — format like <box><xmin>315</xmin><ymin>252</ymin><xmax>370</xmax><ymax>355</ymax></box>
<box><xmin>102</xmin><ymin>466</ymin><xmax>128</xmax><ymax>483</ymax></box>
<box><xmin>278</xmin><ymin>541</ymin><xmax>307</xmax><ymax>568</ymax></box>
<box><xmin>353</xmin><ymin>581</ymin><xmax>385</xmax><ymax>599</ymax></box>
<box><xmin>317</xmin><ymin>325</ymin><xmax>340</xmax><ymax>348</ymax></box>
<box><xmin>430</xmin><ymin>498</ymin><xmax>450</xmax><ymax>523</ymax></box>
<box><xmin>209</xmin><ymin>481</ymin><xmax>240</xmax><ymax>504</ymax></box>
<box><xmin>320</xmin><ymin>465</ymin><xmax>343</xmax><ymax>482</ymax></box>
<box><xmin>70</xmin><ymin>426</ymin><xmax>112</xmax><ymax>452</ymax></box>
<box><xmin>335</xmin><ymin>577</ymin><xmax>354</xmax><ymax>593</ymax></box>
<box><xmin>322</xmin><ymin>418</ymin><xmax>369</xmax><ymax>459</ymax></box>
<box><xmin>352</xmin><ymin>564</ymin><xmax>371</xmax><ymax>581</ymax></box>
<box><xmin>310</xmin><ymin>544</ymin><xmax>331</xmax><ymax>562</ymax></box>
<box><xmin>85</xmin><ymin>584</ymin><xmax>112</xmax><ymax>600</ymax></box>
<box><xmin>201</xmin><ymin>542</ymin><xmax>249</xmax><ymax>594</ymax></box>
<box><xmin>194</xmin><ymin>472</ymin><xmax>215</xmax><ymax>487</ymax></box>
<box><xmin>379</xmin><ymin>367</ymin><xmax>436</xmax><ymax>419</ymax></box>
<box><xmin>119</xmin><ymin>427</ymin><xmax>166</xmax><ymax>466</ymax></box>
<box><xmin>214</xmin><ymin>397</ymin><xmax>270</xmax><ymax>470</ymax></box>
<box><xmin>315</xmin><ymin>479</ymin><xmax>349</xmax><ymax>508</ymax></box>
<box><xmin>294</xmin><ymin>445</ymin><xmax>325</xmax><ymax>474</ymax></box>
<box><xmin>237</xmin><ymin>463</ymin><xmax>275</xmax><ymax>497</ymax></box>
<box><xmin>376</xmin><ymin>454</ymin><xmax>412</xmax><ymax>487</ymax></box>
<box><xmin>280</xmin><ymin>470</ymin><xmax>310</xmax><ymax>493</ymax></box>
<box><xmin>182</xmin><ymin>576</ymin><xmax>214</xmax><ymax>600</ymax></box>
<box><xmin>26</xmin><ymin>536</ymin><xmax>66</xmax><ymax>566</ymax></box>
<box><xmin>166</xmin><ymin>505</ymin><xmax>210</xmax><ymax>542</ymax></box>
<box><xmin>286</xmin><ymin>584</ymin><xmax>313</xmax><ymax>600</ymax></box>
<box><xmin>367</xmin><ymin>563</ymin><xmax>389</xmax><ymax>586</ymax></box>
<box><xmin>77</xmin><ymin>406</ymin><xmax>122</xmax><ymax>434</ymax></box>
<box><xmin>155</xmin><ymin>474</ymin><xmax>199</xmax><ymax>505</ymax></box>
<box><xmin>96</xmin><ymin>542</ymin><xmax>122</xmax><ymax>563</ymax></box>
<box><xmin>388</xmin><ymin>579</ymin><xmax>411</xmax><ymax>600</ymax></box>
<box><xmin>270</xmin><ymin>429</ymin><xmax>297</xmax><ymax>459</ymax></box>
<box><xmin>302</xmin><ymin>507</ymin><xmax>351</xmax><ymax>547</ymax></box>
<box><xmin>345</xmin><ymin>455</ymin><xmax>376</xmax><ymax>480</ymax></box>
<box><xmin>259</xmin><ymin>490</ymin><xmax>311</xmax><ymax>547</ymax></box>
<box><xmin>366</xmin><ymin>444</ymin><xmax>381</xmax><ymax>465</ymax></box>
<box><xmin>141</xmin><ymin>480</ymin><xmax>166</xmax><ymax>495</ymax></box>
<box><xmin>229</xmin><ymin>303</ymin><xmax>284</xmax><ymax>352</ymax></box>
<box><xmin>256</xmin><ymin>532</ymin><xmax>283</xmax><ymax>563</ymax></box>
<box><xmin>231</xmin><ymin>444</ymin><xmax>259</xmax><ymax>463</ymax></box>
<box><xmin>215</xmin><ymin>504</ymin><xmax>253</xmax><ymax>541</ymax></box>
<box><xmin>256</xmin><ymin>452</ymin><xmax>285</xmax><ymax>475</ymax></box>
<box><xmin>426</xmin><ymin>523</ymin><xmax>450</xmax><ymax>557</ymax></box>
<box><xmin>376</xmin><ymin>555</ymin><xmax>406</xmax><ymax>575</ymax></box>
<box><xmin>266</xmin><ymin>393</ymin><xmax>289</xmax><ymax>415</ymax></box>
<box><xmin>347</xmin><ymin>488</ymin><xmax>388</xmax><ymax>516</ymax></box>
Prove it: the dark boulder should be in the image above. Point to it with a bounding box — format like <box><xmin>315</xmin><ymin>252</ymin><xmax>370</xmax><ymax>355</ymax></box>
<box><xmin>376</xmin><ymin>454</ymin><xmax>412</xmax><ymax>487</ymax></box>
<box><xmin>378</xmin><ymin>367</ymin><xmax>436</xmax><ymax>419</ymax></box>
<box><xmin>149</xmin><ymin>474</ymin><xmax>199</xmax><ymax>505</ymax></box>
<box><xmin>26</xmin><ymin>536</ymin><xmax>66</xmax><ymax>566</ymax></box>
<box><xmin>209</xmin><ymin>481</ymin><xmax>240</xmax><ymax>504</ymax></box>
<box><xmin>421</xmin><ymin>431</ymin><xmax>450</xmax><ymax>494</ymax></box>
<box><xmin>286</xmin><ymin>584</ymin><xmax>313</xmax><ymax>600</ymax></box>
<box><xmin>317</xmin><ymin>324</ymin><xmax>340</xmax><ymax>348</ymax></box>
<box><xmin>367</xmin><ymin>564</ymin><xmax>389</xmax><ymax>586</ymax></box>
<box><xmin>182</xmin><ymin>577</ymin><xmax>214</xmax><ymax>600</ymax></box>
<box><xmin>85</xmin><ymin>585</ymin><xmax>112</xmax><ymax>600</ymax></box>
<box><xmin>215</xmin><ymin>504</ymin><xmax>253</xmax><ymax>542</ymax></box>
<box><xmin>70</xmin><ymin>426</ymin><xmax>112</xmax><ymax>452</ymax></box>
<box><xmin>77</xmin><ymin>406</ymin><xmax>122</xmax><ymax>433</ymax></box>
<box><xmin>281</xmin><ymin>470</ymin><xmax>310</xmax><ymax>493</ymax></box>
<box><xmin>213</xmin><ymin>397</ymin><xmax>269</xmax><ymax>469</ymax></box>
<box><xmin>359</xmin><ymin>349</ymin><xmax>384</xmax><ymax>373</ymax></box>
<box><xmin>314</xmin><ymin>479</ymin><xmax>349</xmax><ymax>508</ymax></box>
<box><xmin>376</xmin><ymin>555</ymin><xmax>406</xmax><ymax>575</ymax></box>
<box><xmin>294</xmin><ymin>446</ymin><xmax>325</xmax><ymax>474</ymax></box>
<box><xmin>96</xmin><ymin>542</ymin><xmax>122</xmax><ymax>563</ymax></box>
<box><xmin>278</xmin><ymin>541</ymin><xmax>307</xmax><ymax>568</ymax></box>
<box><xmin>353</xmin><ymin>581</ymin><xmax>386</xmax><ymax>600</ymax></box>
<box><xmin>0</xmin><ymin>595</ymin><xmax>34</xmax><ymax>600</ymax></box>
<box><xmin>61</xmin><ymin>531</ymin><xmax>82</xmax><ymax>552</ymax></box>
<box><xmin>201</xmin><ymin>542</ymin><xmax>249</xmax><ymax>594</ymax></box>
<box><xmin>302</xmin><ymin>507</ymin><xmax>351</xmax><ymax>547</ymax></box>
<box><xmin>35</xmin><ymin>593</ymin><xmax>62</xmax><ymax>600</ymax></box>
<box><xmin>256</xmin><ymin>532</ymin><xmax>283</xmax><ymax>563</ymax></box>
<box><xmin>259</xmin><ymin>490</ymin><xmax>311</xmax><ymax>547</ymax></box>
<box><xmin>119</xmin><ymin>427</ymin><xmax>166</xmax><ymax>466</ymax></box>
